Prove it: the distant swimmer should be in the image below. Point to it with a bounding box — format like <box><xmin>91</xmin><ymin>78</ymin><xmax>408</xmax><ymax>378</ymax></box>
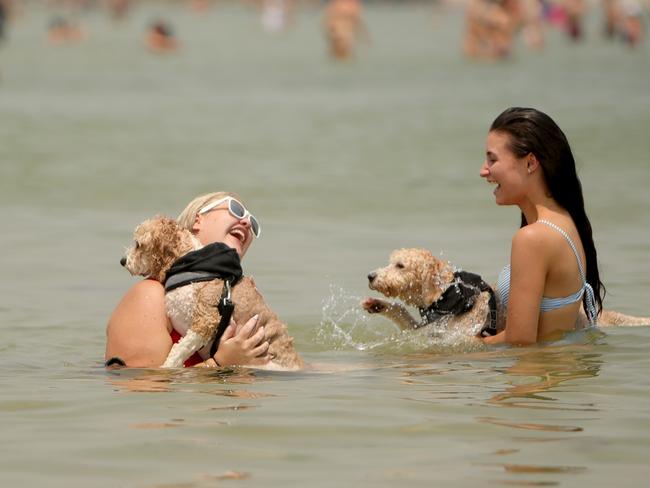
<box><xmin>146</xmin><ymin>19</ymin><xmax>179</xmax><ymax>53</ymax></box>
<box><xmin>564</xmin><ymin>0</ymin><xmax>586</xmax><ymax>41</ymax></box>
<box><xmin>463</xmin><ymin>0</ymin><xmax>514</xmax><ymax>60</ymax></box>
<box><xmin>106</xmin><ymin>0</ymin><xmax>131</xmax><ymax>21</ymax></box>
<box><xmin>0</xmin><ymin>0</ymin><xmax>11</xmax><ymax>42</ymax></box>
<box><xmin>602</xmin><ymin>0</ymin><xmax>644</xmax><ymax>47</ymax></box>
<box><xmin>521</xmin><ymin>0</ymin><xmax>545</xmax><ymax>50</ymax></box>
<box><xmin>189</xmin><ymin>0</ymin><xmax>212</xmax><ymax>13</ymax></box>
<box><xmin>603</xmin><ymin>0</ymin><xmax>621</xmax><ymax>37</ymax></box>
<box><xmin>47</xmin><ymin>16</ymin><xmax>85</xmax><ymax>45</ymax></box>
<box><xmin>619</xmin><ymin>0</ymin><xmax>644</xmax><ymax>47</ymax></box>
<box><xmin>323</xmin><ymin>0</ymin><xmax>366</xmax><ymax>60</ymax></box>
<box><xmin>261</xmin><ymin>0</ymin><xmax>294</xmax><ymax>33</ymax></box>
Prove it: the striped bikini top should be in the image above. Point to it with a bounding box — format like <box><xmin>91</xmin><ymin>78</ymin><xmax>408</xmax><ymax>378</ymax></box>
<box><xmin>497</xmin><ymin>220</ymin><xmax>597</xmax><ymax>325</ymax></box>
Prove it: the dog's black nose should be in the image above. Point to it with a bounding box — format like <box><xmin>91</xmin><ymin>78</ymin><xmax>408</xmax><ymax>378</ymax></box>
<box><xmin>120</xmin><ymin>257</ymin><xmax>127</xmax><ymax>267</ymax></box>
<box><xmin>367</xmin><ymin>272</ymin><xmax>377</xmax><ymax>283</ymax></box>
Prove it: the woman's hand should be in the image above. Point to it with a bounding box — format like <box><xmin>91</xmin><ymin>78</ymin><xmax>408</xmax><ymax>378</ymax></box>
<box><xmin>482</xmin><ymin>330</ymin><xmax>506</xmax><ymax>344</ymax></box>
<box><xmin>213</xmin><ymin>315</ymin><xmax>271</xmax><ymax>367</ymax></box>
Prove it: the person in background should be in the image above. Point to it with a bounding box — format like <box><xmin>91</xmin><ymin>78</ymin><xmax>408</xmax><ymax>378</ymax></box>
<box><xmin>0</xmin><ymin>0</ymin><xmax>12</xmax><ymax>42</ymax></box>
<box><xmin>619</xmin><ymin>0</ymin><xmax>644</xmax><ymax>47</ymax></box>
<box><xmin>521</xmin><ymin>0</ymin><xmax>545</xmax><ymax>50</ymax></box>
<box><xmin>463</xmin><ymin>0</ymin><xmax>514</xmax><ymax>60</ymax></box>
<box><xmin>564</xmin><ymin>0</ymin><xmax>586</xmax><ymax>40</ymax></box>
<box><xmin>106</xmin><ymin>0</ymin><xmax>131</xmax><ymax>21</ymax></box>
<box><xmin>146</xmin><ymin>19</ymin><xmax>179</xmax><ymax>53</ymax></box>
<box><xmin>47</xmin><ymin>15</ymin><xmax>85</xmax><ymax>44</ymax></box>
<box><xmin>323</xmin><ymin>0</ymin><xmax>366</xmax><ymax>60</ymax></box>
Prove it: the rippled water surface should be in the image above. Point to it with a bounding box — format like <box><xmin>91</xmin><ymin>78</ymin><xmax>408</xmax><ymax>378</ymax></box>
<box><xmin>1</xmin><ymin>2</ymin><xmax>650</xmax><ymax>487</ymax></box>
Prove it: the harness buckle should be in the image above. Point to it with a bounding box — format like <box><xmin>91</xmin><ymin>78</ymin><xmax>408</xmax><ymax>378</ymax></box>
<box><xmin>224</xmin><ymin>279</ymin><xmax>232</xmax><ymax>302</ymax></box>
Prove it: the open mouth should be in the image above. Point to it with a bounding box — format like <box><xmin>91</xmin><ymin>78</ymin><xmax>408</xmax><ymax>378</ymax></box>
<box><xmin>487</xmin><ymin>179</ymin><xmax>500</xmax><ymax>193</ymax></box>
<box><xmin>229</xmin><ymin>227</ymin><xmax>247</xmax><ymax>245</ymax></box>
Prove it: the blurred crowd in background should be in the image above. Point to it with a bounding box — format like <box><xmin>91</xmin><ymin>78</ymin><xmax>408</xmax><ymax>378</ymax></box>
<box><xmin>0</xmin><ymin>0</ymin><xmax>646</xmax><ymax>62</ymax></box>
<box><xmin>463</xmin><ymin>0</ymin><xmax>646</xmax><ymax>58</ymax></box>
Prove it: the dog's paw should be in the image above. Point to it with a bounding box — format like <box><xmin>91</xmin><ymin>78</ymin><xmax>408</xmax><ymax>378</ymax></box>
<box><xmin>362</xmin><ymin>297</ymin><xmax>389</xmax><ymax>314</ymax></box>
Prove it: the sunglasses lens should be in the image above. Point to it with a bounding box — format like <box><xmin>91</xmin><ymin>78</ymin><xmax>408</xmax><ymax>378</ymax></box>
<box><xmin>229</xmin><ymin>199</ymin><xmax>246</xmax><ymax>219</ymax></box>
<box><xmin>250</xmin><ymin>216</ymin><xmax>260</xmax><ymax>237</ymax></box>
<box><xmin>227</xmin><ymin>198</ymin><xmax>260</xmax><ymax>237</ymax></box>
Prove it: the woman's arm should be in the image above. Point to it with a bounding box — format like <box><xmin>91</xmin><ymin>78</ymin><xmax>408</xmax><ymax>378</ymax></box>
<box><xmin>485</xmin><ymin>227</ymin><xmax>547</xmax><ymax>345</ymax></box>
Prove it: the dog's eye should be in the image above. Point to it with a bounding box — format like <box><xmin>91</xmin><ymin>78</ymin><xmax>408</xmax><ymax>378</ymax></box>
<box><xmin>134</xmin><ymin>241</ymin><xmax>140</xmax><ymax>249</ymax></box>
<box><xmin>395</xmin><ymin>262</ymin><xmax>405</xmax><ymax>269</ymax></box>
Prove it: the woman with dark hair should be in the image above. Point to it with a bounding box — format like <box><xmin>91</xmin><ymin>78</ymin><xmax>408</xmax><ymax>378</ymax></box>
<box><xmin>479</xmin><ymin>107</ymin><xmax>603</xmax><ymax>344</ymax></box>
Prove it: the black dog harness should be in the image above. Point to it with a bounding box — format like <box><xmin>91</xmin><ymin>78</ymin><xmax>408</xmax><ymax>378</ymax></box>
<box><xmin>164</xmin><ymin>242</ymin><xmax>243</xmax><ymax>358</ymax></box>
<box><xmin>164</xmin><ymin>242</ymin><xmax>243</xmax><ymax>292</ymax></box>
<box><xmin>418</xmin><ymin>270</ymin><xmax>498</xmax><ymax>337</ymax></box>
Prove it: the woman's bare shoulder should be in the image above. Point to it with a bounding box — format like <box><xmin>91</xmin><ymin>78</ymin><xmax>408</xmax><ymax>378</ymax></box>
<box><xmin>126</xmin><ymin>278</ymin><xmax>165</xmax><ymax>297</ymax></box>
<box><xmin>105</xmin><ymin>279</ymin><xmax>171</xmax><ymax>367</ymax></box>
<box><xmin>511</xmin><ymin>223</ymin><xmax>552</xmax><ymax>249</ymax></box>
<box><xmin>510</xmin><ymin>224</ymin><xmax>560</xmax><ymax>272</ymax></box>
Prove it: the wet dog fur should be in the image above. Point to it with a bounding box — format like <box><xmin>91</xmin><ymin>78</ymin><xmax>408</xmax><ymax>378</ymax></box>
<box><xmin>362</xmin><ymin>248</ymin><xmax>497</xmax><ymax>334</ymax></box>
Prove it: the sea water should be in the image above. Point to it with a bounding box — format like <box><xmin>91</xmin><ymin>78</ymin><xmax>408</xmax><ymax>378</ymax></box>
<box><xmin>1</xmin><ymin>3</ymin><xmax>649</xmax><ymax>487</ymax></box>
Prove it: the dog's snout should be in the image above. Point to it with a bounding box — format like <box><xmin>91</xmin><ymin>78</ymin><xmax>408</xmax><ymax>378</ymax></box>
<box><xmin>367</xmin><ymin>272</ymin><xmax>377</xmax><ymax>283</ymax></box>
<box><xmin>120</xmin><ymin>257</ymin><xmax>127</xmax><ymax>267</ymax></box>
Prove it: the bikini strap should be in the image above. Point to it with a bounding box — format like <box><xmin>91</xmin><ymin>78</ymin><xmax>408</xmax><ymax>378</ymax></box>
<box><xmin>537</xmin><ymin>219</ymin><xmax>597</xmax><ymax>325</ymax></box>
<box><xmin>537</xmin><ymin>220</ymin><xmax>586</xmax><ymax>282</ymax></box>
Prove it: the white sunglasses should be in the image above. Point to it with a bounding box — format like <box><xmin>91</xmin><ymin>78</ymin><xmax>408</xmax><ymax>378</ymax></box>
<box><xmin>198</xmin><ymin>197</ymin><xmax>261</xmax><ymax>238</ymax></box>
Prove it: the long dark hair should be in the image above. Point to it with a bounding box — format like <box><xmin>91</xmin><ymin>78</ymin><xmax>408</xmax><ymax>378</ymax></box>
<box><xmin>490</xmin><ymin>107</ymin><xmax>604</xmax><ymax>315</ymax></box>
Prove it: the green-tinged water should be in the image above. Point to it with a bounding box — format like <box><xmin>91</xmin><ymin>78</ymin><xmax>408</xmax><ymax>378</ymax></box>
<box><xmin>1</xmin><ymin>2</ymin><xmax>649</xmax><ymax>487</ymax></box>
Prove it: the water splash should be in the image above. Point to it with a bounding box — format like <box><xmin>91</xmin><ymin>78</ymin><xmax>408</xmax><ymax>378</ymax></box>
<box><xmin>317</xmin><ymin>284</ymin><xmax>487</xmax><ymax>355</ymax></box>
<box><xmin>316</xmin><ymin>284</ymin><xmax>396</xmax><ymax>351</ymax></box>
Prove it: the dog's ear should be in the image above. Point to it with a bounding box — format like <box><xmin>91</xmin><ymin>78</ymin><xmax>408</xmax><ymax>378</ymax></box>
<box><xmin>420</xmin><ymin>255</ymin><xmax>454</xmax><ymax>306</ymax></box>
<box><xmin>148</xmin><ymin>216</ymin><xmax>183</xmax><ymax>282</ymax></box>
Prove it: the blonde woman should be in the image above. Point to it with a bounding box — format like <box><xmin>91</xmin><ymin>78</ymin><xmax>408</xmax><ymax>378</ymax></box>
<box><xmin>105</xmin><ymin>192</ymin><xmax>270</xmax><ymax>368</ymax></box>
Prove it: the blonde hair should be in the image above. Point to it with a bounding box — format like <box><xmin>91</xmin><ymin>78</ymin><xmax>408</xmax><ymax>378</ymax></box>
<box><xmin>176</xmin><ymin>191</ymin><xmax>243</xmax><ymax>231</ymax></box>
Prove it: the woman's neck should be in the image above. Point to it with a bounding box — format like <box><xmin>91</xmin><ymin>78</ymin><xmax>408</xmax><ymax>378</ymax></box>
<box><xmin>519</xmin><ymin>196</ymin><xmax>567</xmax><ymax>225</ymax></box>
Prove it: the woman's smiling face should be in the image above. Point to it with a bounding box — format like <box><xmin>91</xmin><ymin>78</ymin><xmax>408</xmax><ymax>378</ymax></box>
<box><xmin>480</xmin><ymin>131</ymin><xmax>529</xmax><ymax>206</ymax></box>
<box><xmin>192</xmin><ymin>200</ymin><xmax>254</xmax><ymax>258</ymax></box>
